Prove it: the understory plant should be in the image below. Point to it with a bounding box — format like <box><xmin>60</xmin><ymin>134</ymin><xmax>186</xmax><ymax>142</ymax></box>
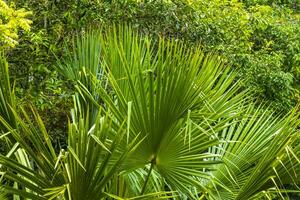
<box><xmin>0</xmin><ymin>26</ymin><xmax>300</xmax><ymax>199</ymax></box>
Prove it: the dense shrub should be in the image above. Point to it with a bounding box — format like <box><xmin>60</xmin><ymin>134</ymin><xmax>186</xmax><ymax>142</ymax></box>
<box><xmin>0</xmin><ymin>0</ymin><xmax>31</xmax><ymax>48</ymax></box>
<box><xmin>4</xmin><ymin>0</ymin><xmax>300</xmax><ymax>138</ymax></box>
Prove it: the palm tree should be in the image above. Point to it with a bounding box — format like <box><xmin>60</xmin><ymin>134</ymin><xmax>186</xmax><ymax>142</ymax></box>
<box><xmin>0</xmin><ymin>26</ymin><xmax>300</xmax><ymax>199</ymax></box>
<box><xmin>0</xmin><ymin>51</ymin><xmax>171</xmax><ymax>199</ymax></box>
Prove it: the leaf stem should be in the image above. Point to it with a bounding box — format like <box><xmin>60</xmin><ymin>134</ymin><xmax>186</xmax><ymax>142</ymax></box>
<box><xmin>140</xmin><ymin>160</ymin><xmax>155</xmax><ymax>195</ymax></box>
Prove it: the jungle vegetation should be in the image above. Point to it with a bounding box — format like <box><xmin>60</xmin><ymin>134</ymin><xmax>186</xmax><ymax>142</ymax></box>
<box><xmin>0</xmin><ymin>0</ymin><xmax>300</xmax><ymax>199</ymax></box>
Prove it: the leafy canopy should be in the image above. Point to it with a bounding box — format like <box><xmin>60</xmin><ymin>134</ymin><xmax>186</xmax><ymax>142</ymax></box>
<box><xmin>0</xmin><ymin>0</ymin><xmax>32</xmax><ymax>49</ymax></box>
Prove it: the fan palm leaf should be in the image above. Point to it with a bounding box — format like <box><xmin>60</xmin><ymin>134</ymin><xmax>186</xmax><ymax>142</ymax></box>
<box><xmin>206</xmin><ymin>105</ymin><xmax>300</xmax><ymax>199</ymax></box>
<box><xmin>0</xmin><ymin>98</ymin><xmax>140</xmax><ymax>199</ymax></box>
<box><xmin>66</xmin><ymin>26</ymin><xmax>250</xmax><ymax>197</ymax></box>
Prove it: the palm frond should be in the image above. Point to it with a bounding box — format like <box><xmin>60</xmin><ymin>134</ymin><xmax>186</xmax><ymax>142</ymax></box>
<box><xmin>56</xmin><ymin>30</ymin><xmax>103</xmax><ymax>126</ymax></box>
<box><xmin>0</xmin><ymin>96</ymin><xmax>140</xmax><ymax>199</ymax></box>
<box><xmin>0</xmin><ymin>53</ymin><xmax>16</xmax><ymax>145</ymax></box>
<box><xmin>206</xmin><ymin>105</ymin><xmax>300</xmax><ymax>199</ymax></box>
<box><xmin>69</xmin><ymin>26</ymin><xmax>250</xmax><ymax>197</ymax></box>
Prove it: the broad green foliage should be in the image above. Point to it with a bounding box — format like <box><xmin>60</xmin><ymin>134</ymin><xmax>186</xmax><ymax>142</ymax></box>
<box><xmin>0</xmin><ymin>0</ymin><xmax>31</xmax><ymax>48</ymax></box>
<box><xmin>1</xmin><ymin>0</ymin><xmax>300</xmax><ymax>198</ymax></box>
<box><xmin>243</xmin><ymin>0</ymin><xmax>300</xmax><ymax>11</ymax></box>
<box><xmin>6</xmin><ymin>0</ymin><xmax>300</xmax><ymax>120</ymax></box>
<box><xmin>1</xmin><ymin>27</ymin><xmax>300</xmax><ymax>199</ymax></box>
<box><xmin>187</xmin><ymin>0</ymin><xmax>300</xmax><ymax>111</ymax></box>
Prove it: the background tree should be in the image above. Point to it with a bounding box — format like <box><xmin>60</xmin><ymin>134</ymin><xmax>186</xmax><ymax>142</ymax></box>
<box><xmin>0</xmin><ymin>0</ymin><xmax>31</xmax><ymax>48</ymax></box>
